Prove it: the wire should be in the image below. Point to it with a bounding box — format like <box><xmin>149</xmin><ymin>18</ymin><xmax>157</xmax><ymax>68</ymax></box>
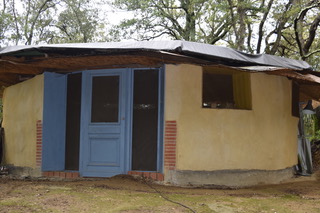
<box><xmin>144</xmin><ymin>179</ymin><xmax>196</xmax><ymax>213</ymax></box>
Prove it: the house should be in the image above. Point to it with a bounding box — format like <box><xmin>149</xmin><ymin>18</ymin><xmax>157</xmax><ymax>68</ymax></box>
<box><xmin>0</xmin><ymin>40</ymin><xmax>319</xmax><ymax>187</ymax></box>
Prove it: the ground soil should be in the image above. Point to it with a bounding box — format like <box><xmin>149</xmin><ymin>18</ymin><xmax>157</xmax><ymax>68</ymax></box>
<box><xmin>0</xmin><ymin>173</ymin><xmax>320</xmax><ymax>213</ymax></box>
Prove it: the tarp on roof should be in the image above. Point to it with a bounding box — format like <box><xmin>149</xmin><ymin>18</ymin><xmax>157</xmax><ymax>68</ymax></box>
<box><xmin>0</xmin><ymin>40</ymin><xmax>312</xmax><ymax>70</ymax></box>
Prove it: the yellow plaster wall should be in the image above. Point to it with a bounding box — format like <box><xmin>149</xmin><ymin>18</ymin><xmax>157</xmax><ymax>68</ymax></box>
<box><xmin>2</xmin><ymin>75</ymin><xmax>44</xmax><ymax>168</ymax></box>
<box><xmin>165</xmin><ymin>64</ymin><xmax>298</xmax><ymax>171</ymax></box>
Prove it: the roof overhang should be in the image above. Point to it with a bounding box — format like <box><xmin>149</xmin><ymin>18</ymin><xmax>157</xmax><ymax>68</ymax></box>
<box><xmin>0</xmin><ymin>40</ymin><xmax>319</xmax><ymax>100</ymax></box>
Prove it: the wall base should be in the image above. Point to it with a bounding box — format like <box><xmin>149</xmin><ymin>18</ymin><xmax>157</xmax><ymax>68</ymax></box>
<box><xmin>6</xmin><ymin>166</ymin><xmax>42</xmax><ymax>178</ymax></box>
<box><xmin>165</xmin><ymin>167</ymin><xmax>295</xmax><ymax>188</ymax></box>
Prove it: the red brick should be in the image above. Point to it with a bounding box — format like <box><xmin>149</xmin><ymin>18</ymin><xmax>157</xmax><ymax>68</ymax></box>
<box><xmin>165</xmin><ymin>155</ymin><xmax>176</xmax><ymax>158</ymax></box>
<box><xmin>43</xmin><ymin>171</ymin><xmax>54</xmax><ymax>177</ymax></box>
<box><xmin>53</xmin><ymin>172</ymin><xmax>60</xmax><ymax>177</ymax></box>
<box><xmin>165</xmin><ymin>153</ymin><xmax>176</xmax><ymax>157</ymax></box>
<box><xmin>143</xmin><ymin>172</ymin><xmax>150</xmax><ymax>178</ymax></box>
<box><xmin>166</xmin><ymin>128</ymin><xmax>176</xmax><ymax>131</ymax></box>
<box><xmin>150</xmin><ymin>173</ymin><xmax>157</xmax><ymax>180</ymax></box>
<box><xmin>166</xmin><ymin>163</ymin><xmax>176</xmax><ymax>166</ymax></box>
<box><xmin>165</xmin><ymin>137</ymin><xmax>176</xmax><ymax>140</ymax></box>
<box><xmin>165</xmin><ymin>139</ymin><xmax>176</xmax><ymax>143</ymax></box>
<box><xmin>66</xmin><ymin>172</ymin><xmax>73</xmax><ymax>179</ymax></box>
<box><xmin>166</xmin><ymin>125</ymin><xmax>176</xmax><ymax>127</ymax></box>
<box><xmin>42</xmin><ymin>172</ymin><xmax>49</xmax><ymax>177</ymax></box>
<box><xmin>166</xmin><ymin>120</ymin><xmax>176</xmax><ymax>123</ymax></box>
<box><xmin>165</xmin><ymin>146</ymin><xmax>176</xmax><ymax>149</ymax></box>
<box><xmin>59</xmin><ymin>172</ymin><xmax>66</xmax><ymax>178</ymax></box>
<box><xmin>157</xmin><ymin>173</ymin><xmax>164</xmax><ymax>181</ymax></box>
<box><xmin>166</xmin><ymin>126</ymin><xmax>176</xmax><ymax>129</ymax></box>
<box><xmin>166</xmin><ymin>121</ymin><xmax>176</xmax><ymax>125</ymax></box>
<box><xmin>165</xmin><ymin>141</ymin><xmax>176</xmax><ymax>144</ymax></box>
<box><xmin>72</xmin><ymin>172</ymin><xmax>79</xmax><ymax>178</ymax></box>
<box><xmin>165</xmin><ymin>133</ymin><xmax>176</xmax><ymax>137</ymax></box>
<box><xmin>165</xmin><ymin>125</ymin><xmax>176</xmax><ymax>128</ymax></box>
<box><xmin>165</xmin><ymin>162</ymin><xmax>176</xmax><ymax>165</ymax></box>
<box><xmin>165</xmin><ymin>143</ymin><xmax>176</xmax><ymax>146</ymax></box>
<box><xmin>165</xmin><ymin>153</ymin><xmax>176</xmax><ymax>156</ymax></box>
<box><xmin>131</xmin><ymin>171</ymin><xmax>138</xmax><ymax>175</ymax></box>
<box><xmin>130</xmin><ymin>171</ymin><xmax>138</xmax><ymax>175</ymax></box>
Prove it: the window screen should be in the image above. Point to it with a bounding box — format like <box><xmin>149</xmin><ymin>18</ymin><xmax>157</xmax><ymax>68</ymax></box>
<box><xmin>91</xmin><ymin>76</ymin><xmax>120</xmax><ymax>122</ymax></box>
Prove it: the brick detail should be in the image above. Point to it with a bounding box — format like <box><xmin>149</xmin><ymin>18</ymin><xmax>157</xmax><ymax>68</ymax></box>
<box><xmin>164</xmin><ymin>120</ymin><xmax>177</xmax><ymax>170</ymax></box>
<box><xmin>36</xmin><ymin>120</ymin><xmax>43</xmax><ymax>168</ymax></box>
<box><xmin>128</xmin><ymin>171</ymin><xmax>164</xmax><ymax>181</ymax></box>
<box><xmin>42</xmin><ymin>171</ymin><xmax>80</xmax><ymax>179</ymax></box>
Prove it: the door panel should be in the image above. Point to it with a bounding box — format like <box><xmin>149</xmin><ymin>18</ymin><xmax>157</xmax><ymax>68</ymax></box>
<box><xmin>80</xmin><ymin>69</ymin><xmax>128</xmax><ymax>177</ymax></box>
<box><xmin>89</xmin><ymin>136</ymin><xmax>120</xmax><ymax>166</ymax></box>
<box><xmin>42</xmin><ymin>72</ymin><xmax>67</xmax><ymax>171</ymax></box>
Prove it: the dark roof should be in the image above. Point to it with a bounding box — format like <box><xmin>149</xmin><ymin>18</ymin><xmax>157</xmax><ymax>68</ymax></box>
<box><xmin>0</xmin><ymin>40</ymin><xmax>312</xmax><ymax>70</ymax></box>
<box><xmin>2</xmin><ymin>40</ymin><xmax>320</xmax><ymax>101</ymax></box>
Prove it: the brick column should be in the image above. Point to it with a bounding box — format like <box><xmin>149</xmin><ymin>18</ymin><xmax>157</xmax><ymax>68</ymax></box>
<box><xmin>36</xmin><ymin>120</ymin><xmax>42</xmax><ymax>168</ymax></box>
<box><xmin>164</xmin><ymin>121</ymin><xmax>177</xmax><ymax>170</ymax></box>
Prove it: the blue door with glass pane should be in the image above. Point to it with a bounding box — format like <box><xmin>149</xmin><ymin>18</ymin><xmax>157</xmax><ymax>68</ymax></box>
<box><xmin>80</xmin><ymin>69</ymin><xmax>130</xmax><ymax>177</ymax></box>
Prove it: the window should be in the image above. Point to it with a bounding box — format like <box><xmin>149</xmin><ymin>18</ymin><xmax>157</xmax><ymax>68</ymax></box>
<box><xmin>202</xmin><ymin>68</ymin><xmax>252</xmax><ymax>110</ymax></box>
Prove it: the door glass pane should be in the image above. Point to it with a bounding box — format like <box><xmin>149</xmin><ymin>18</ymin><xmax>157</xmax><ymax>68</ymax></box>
<box><xmin>91</xmin><ymin>76</ymin><xmax>119</xmax><ymax>123</ymax></box>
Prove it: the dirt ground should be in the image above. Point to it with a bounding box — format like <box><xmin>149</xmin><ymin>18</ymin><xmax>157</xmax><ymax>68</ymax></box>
<box><xmin>0</xmin><ymin>173</ymin><xmax>320</xmax><ymax>213</ymax></box>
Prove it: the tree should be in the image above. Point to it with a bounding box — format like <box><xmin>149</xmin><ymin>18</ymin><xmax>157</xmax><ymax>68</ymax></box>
<box><xmin>110</xmin><ymin>0</ymin><xmax>320</xmax><ymax>69</ymax></box>
<box><xmin>110</xmin><ymin>0</ymin><xmax>231</xmax><ymax>44</ymax></box>
<box><xmin>294</xmin><ymin>1</ymin><xmax>320</xmax><ymax>64</ymax></box>
<box><xmin>0</xmin><ymin>0</ymin><xmax>106</xmax><ymax>45</ymax></box>
<box><xmin>52</xmin><ymin>0</ymin><xmax>104</xmax><ymax>43</ymax></box>
<box><xmin>0</xmin><ymin>0</ymin><xmax>12</xmax><ymax>47</ymax></box>
<box><xmin>264</xmin><ymin>0</ymin><xmax>320</xmax><ymax>69</ymax></box>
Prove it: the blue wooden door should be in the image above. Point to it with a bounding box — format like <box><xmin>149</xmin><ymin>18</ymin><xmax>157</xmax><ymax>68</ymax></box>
<box><xmin>80</xmin><ymin>69</ymin><xmax>129</xmax><ymax>177</ymax></box>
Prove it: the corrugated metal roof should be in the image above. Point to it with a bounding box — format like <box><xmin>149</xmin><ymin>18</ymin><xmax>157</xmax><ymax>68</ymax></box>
<box><xmin>0</xmin><ymin>40</ymin><xmax>312</xmax><ymax>70</ymax></box>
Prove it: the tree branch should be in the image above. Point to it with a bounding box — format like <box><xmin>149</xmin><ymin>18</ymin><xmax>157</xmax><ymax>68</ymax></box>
<box><xmin>257</xmin><ymin>0</ymin><xmax>273</xmax><ymax>53</ymax></box>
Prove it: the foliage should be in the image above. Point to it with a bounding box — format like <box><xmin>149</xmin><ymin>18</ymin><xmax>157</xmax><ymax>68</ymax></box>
<box><xmin>309</xmin><ymin>129</ymin><xmax>320</xmax><ymax>142</ymax></box>
<box><xmin>303</xmin><ymin>113</ymin><xmax>318</xmax><ymax>139</ymax></box>
<box><xmin>0</xmin><ymin>0</ymin><xmax>107</xmax><ymax>46</ymax></box>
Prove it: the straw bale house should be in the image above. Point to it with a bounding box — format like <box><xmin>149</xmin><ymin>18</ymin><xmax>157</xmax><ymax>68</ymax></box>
<box><xmin>1</xmin><ymin>41</ymin><xmax>320</xmax><ymax>187</ymax></box>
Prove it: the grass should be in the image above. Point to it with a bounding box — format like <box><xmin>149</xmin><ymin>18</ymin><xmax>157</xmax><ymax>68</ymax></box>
<box><xmin>0</xmin><ymin>178</ymin><xmax>319</xmax><ymax>212</ymax></box>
